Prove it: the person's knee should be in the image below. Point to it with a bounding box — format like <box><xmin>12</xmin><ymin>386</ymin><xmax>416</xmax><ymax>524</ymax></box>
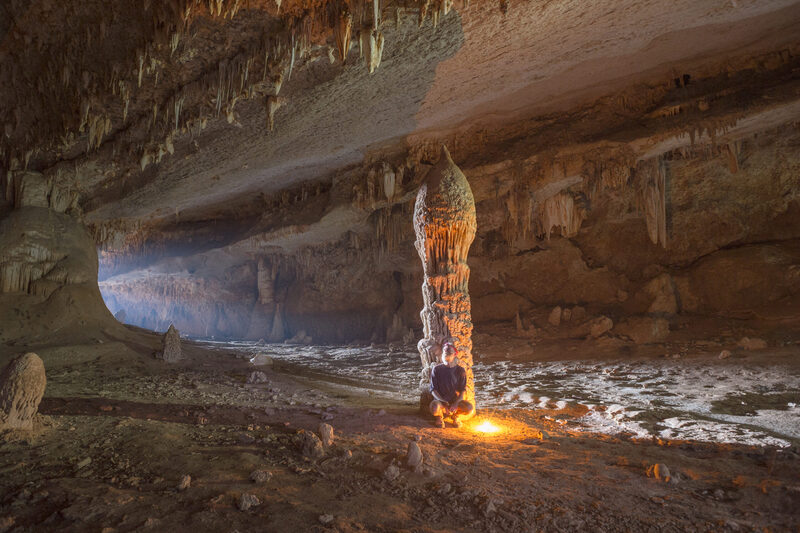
<box><xmin>458</xmin><ymin>401</ymin><xmax>474</xmax><ymax>415</ymax></box>
<box><xmin>430</xmin><ymin>400</ymin><xmax>446</xmax><ymax>416</ymax></box>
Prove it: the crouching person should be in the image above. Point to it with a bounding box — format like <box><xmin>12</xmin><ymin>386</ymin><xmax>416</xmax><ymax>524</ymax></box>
<box><xmin>430</xmin><ymin>342</ymin><xmax>474</xmax><ymax>428</ymax></box>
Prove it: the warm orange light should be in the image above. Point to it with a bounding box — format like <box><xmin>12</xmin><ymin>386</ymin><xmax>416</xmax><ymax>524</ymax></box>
<box><xmin>474</xmin><ymin>420</ymin><xmax>502</xmax><ymax>434</ymax></box>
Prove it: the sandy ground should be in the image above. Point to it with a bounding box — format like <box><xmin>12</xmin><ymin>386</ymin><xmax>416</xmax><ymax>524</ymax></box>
<box><xmin>1</xmin><ymin>328</ymin><xmax>799</xmax><ymax>533</ymax></box>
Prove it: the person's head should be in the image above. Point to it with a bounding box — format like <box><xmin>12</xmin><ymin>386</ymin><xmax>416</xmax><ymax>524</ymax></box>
<box><xmin>441</xmin><ymin>342</ymin><xmax>458</xmax><ymax>366</ymax></box>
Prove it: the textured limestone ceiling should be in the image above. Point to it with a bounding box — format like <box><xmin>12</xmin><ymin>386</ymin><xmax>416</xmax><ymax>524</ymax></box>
<box><xmin>2</xmin><ymin>0</ymin><xmax>800</xmax><ymax>257</ymax></box>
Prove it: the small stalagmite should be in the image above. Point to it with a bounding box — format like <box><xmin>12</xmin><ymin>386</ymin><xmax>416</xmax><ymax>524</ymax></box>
<box><xmin>0</xmin><ymin>352</ymin><xmax>47</xmax><ymax>431</ymax></box>
<box><xmin>413</xmin><ymin>145</ymin><xmax>477</xmax><ymax>417</ymax></box>
<box><xmin>159</xmin><ymin>324</ymin><xmax>182</xmax><ymax>362</ymax></box>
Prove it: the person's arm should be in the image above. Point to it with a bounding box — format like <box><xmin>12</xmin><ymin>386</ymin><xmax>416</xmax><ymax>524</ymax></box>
<box><xmin>449</xmin><ymin>368</ymin><xmax>467</xmax><ymax>413</ymax></box>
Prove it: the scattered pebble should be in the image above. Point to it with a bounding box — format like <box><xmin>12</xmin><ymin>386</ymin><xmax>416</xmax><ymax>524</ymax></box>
<box><xmin>176</xmin><ymin>475</ymin><xmax>191</xmax><ymax>491</ymax></box>
<box><xmin>75</xmin><ymin>457</ymin><xmax>91</xmax><ymax>470</ymax></box>
<box><xmin>318</xmin><ymin>514</ymin><xmax>334</xmax><ymax>525</ymax></box>
<box><xmin>718</xmin><ymin>349</ymin><xmax>732</xmax><ymax>359</ymax></box>
<box><xmin>383</xmin><ymin>464</ymin><xmax>400</xmax><ymax>482</ymax></box>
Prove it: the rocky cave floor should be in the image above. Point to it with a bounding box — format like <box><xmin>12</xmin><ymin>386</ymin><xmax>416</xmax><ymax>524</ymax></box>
<box><xmin>1</xmin><ymin>326</ymin><xmax>799</xmax><ymax>533</ymax></box>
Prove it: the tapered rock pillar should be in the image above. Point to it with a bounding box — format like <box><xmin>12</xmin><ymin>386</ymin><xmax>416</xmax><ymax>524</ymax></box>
<box><xmin>413</xmin><ymin>146</ymin><xmax>477</xmax><ymax>417</ymax></box>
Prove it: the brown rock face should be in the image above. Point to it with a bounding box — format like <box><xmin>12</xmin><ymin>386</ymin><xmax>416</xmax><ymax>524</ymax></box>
<box><xmin>413</xmin><ymin>146</ymin><xmax>477</xmax><ymax>412</ymax></box>
<box><xmin>0</xmin><ymin>352</ymin><xmax>46</xmax><ymax>431</ymax></box>
<box><xmin>159</xmin><ymin>325</ymin><xmax>182</xmax><ymax>363</ymax></box>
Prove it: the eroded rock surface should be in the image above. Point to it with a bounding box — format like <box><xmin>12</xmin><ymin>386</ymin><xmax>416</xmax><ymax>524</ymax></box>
<box><xmin>0</xmin><ymin>352</ymin><xmax>46</xmax><ymax>431</ymax></box>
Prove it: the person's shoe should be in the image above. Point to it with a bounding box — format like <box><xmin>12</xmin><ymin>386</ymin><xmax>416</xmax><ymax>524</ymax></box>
<box><xmin>453</xmin><ymin>416</ymin><xmax>463</xmax><ymax>429</ymax></box>
<box><xmin>433</xmin><ymin>416</ymin><xmax>445</xmax><ymax>429</ymax></box>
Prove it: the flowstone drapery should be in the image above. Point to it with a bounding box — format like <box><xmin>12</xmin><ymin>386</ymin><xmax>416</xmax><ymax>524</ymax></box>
<box><xmin>413</xmin><ymin>146</ymin><xmax>477</xmax><ymax>416</ymax></box>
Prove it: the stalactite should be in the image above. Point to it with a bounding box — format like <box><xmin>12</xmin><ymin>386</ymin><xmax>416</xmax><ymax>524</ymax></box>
<box><xmin>334</xmin><ymin>10</ymin><xmax>353</xmax><ymax>63</ymax></box>
<box><xmin>535</xmin><ymin>191</ymin><xmax>585</xmax><ymax>239</ymax></box>
<box><xmin>637</xmin><ymin>157</ymin><xmax>668</xmax><ymax>248</ymax></box>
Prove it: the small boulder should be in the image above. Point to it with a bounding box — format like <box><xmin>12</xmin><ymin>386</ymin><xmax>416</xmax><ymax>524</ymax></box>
<box><xmin>646</xmin><ymin>463</ymin><xmax>671</xmax><ymax>482</ymax></box>
<box><xmin>318</xmin><ymin>423</ymin><xmax>334</xmax><ymax>447</ymax></box>
<box><xmin>718</xmin><ymin>349</ymin><xmax>732</xmax><ymax>360</ymax></box>
<box><xmin>406</xmin><ymin>442</ymin><xmax>423</xmax><ymax>469</ymax></box>
<box><xmin>318</xmin><ymin>514</ymin><xmax>334</xmax><ymax>525</ymax></box>
<box><xmin>237</xmin><ymin>493</ymin><xmax>260</xmax><ymax>511</ymax></box>
<box><xmin>249</xmin><ymin>353</ymin><xmax>274</xmax><ymax>366</ymax></box>
<box><xmin>548</xmin><ymin>306</ymin><xmax>562</xmax><ymax>327</ymax></box>
<box><xmin>296</xmin><ymin>429</ymin><xmax>324</xmax><ymax>459</ymax></box>
<box><xmin>250</xmin><ymin>470</ymin><xmax>272</xmax><ymax>484</ymax></box>
<box><xmin>159</xmin><ymin>325</ymin><xmax>182</xmax><ymax>362</ymax></box>
<box><xmin>0</xmin><ymin>352</ymin><xmax>47</xmax><ymax>431</ymax></box>
<box><xmin>738</xmin><ymin>337</ymin><xmax>767</xmax><ymax>350</ymax></box>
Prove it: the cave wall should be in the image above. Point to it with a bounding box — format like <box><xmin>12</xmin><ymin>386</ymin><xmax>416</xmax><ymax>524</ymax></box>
<box><xmin>99</xmin><ymin>124</ymin><xmax>800</xmax><ymax>343</ymax></box>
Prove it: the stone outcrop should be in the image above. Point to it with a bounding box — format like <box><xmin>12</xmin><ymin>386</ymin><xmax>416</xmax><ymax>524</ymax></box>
<box><xmin>0</xmin><ymin>353</ymin><xmax>46</xmax><ymax>431</ymax></box>
<box><xmin>413</xmin><ymin>146</ymin><xmax>477</xmax><ymax>413</ymax></box>
<box><xmin>159</xmin><ymin>325</ymin><xmax>182</xmax><ymax>362</ymax></box>
<box><xmin>0</xmin><ymin>206</ymin><xmax>120</xmax><ymax>346</ymax></box>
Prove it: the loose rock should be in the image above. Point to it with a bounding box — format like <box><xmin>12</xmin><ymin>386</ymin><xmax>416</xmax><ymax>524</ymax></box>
<box><xmin>383</xmin><ymin>464</ymin><xmax>400</xmax><ymax>482</ymax></box>
<box><xmin>318</xmin><ymin>514</ymin><xmax>334</xmax><ymax>525</ymax></box>
<box><xmin>249</xmin><ymin>353</ymin><xmax>274</xmax><ymax>366</ymax></box>
<box><xmin>646</xmin><ymin>463</ymin><xmax>671</xmax><ymax>482</ymax></box>
<box><xmin>0</xmin><ymin>352</ymin><xmax>47</xmax><ymax>431</ymax></box>
<box><xmin>177</xmin><ymin>475</ymin><xmax>191</xmax><ymax>491</ymax></box>
<box><xmin>238</xmin><ymin>493</ymin><xmax>260</xmax><ymax>511</ymax></box>
<box><xmin>318</xmin><ymin>423</ymin><xmax>334</xmax><ymax>447</ymax></box>
<box><xmin>718</xmin><ymin>349</ymin><xmax>732</xmax><ymax>359</ymax></box>
<box><xmin>296</xmin><ymin>429</ymin><xmax>325</xmax><ymax>459</ymax></box>
<box><xmin>406</xmin><ymin>441</ymin><xmax>423</xmax><ymax>469</ymax></box>
<box><xmin>250</xmin><ymin>470</ymin><xmax>272</xmax><ymax>484</ymax></box>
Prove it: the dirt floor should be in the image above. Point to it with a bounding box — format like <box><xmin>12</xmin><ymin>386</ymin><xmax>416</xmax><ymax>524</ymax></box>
<box><xmin>1</xmin><ymin>328</ymin><xmax>799</xmax><ymax>533</ymax></box>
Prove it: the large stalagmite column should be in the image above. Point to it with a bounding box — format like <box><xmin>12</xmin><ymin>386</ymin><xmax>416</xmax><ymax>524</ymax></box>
<box><xmin>413</xmin><ymin>146</ymin><xmax>477</xmax><ymax>416</ymax></box>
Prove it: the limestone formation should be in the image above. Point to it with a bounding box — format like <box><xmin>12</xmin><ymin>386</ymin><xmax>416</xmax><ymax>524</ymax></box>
<box><xmin>413</xmin><ymin>146</ymin><xmax>477</xmax><ymax>415</ymax></box>
<box><xmin>0</xmin><ymin>352</ymin><xmax>47</xmax><ymax>431</ymax></box>
<box><xmin>159</xmin><ymin>325</ymin><xmax>182</xmax><ymax>362</ymax></box>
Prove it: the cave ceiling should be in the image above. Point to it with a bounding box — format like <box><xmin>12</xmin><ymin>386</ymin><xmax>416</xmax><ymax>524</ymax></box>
<box><xmin>2</xmin><ymin>0</ymin><xmax>800</xmax><ymax>281</ymax></box>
